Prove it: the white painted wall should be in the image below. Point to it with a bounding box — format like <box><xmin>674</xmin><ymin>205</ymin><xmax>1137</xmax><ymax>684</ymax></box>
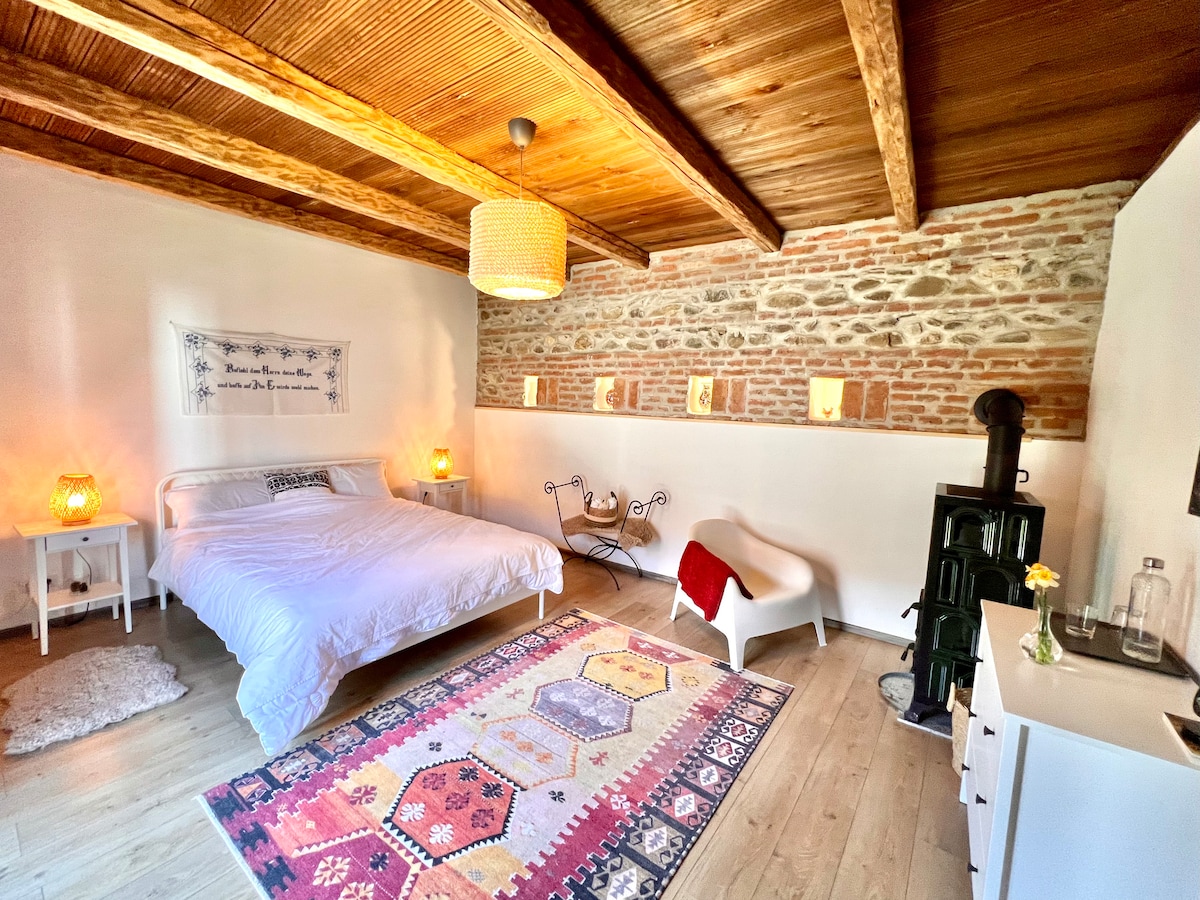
<box><xmin>475</xmin><ymin>407</ymin><xmax>1086</xmax><ymax>641</ymax></box>
<box><xmin>0</xmin><ymin>154</ymin><xmax>476</xmax><ymax>629</ymax></box>
<box><xmin>1068</xmin><ymin>123</ymin><xmax>1200</xmax><ymax>670</ymax></box>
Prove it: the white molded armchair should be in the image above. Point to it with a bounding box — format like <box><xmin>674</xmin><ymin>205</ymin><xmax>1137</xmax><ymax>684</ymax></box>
<box><xmin>671</xmin><ymin>519</ymin><xmax>826</xmax><ymax>671</ymax></box>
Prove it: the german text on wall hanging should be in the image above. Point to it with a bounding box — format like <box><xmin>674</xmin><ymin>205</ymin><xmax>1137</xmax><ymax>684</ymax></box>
<box><xmin>176</xmin><ymin>325</ymin><xmax>349</xmax><ymax>416</ymax></box>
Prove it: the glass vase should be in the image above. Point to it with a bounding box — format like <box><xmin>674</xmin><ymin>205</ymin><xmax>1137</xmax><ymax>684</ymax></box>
<box><xmin>1019</xmin><ymin>591</ymin><xmax>1063</xmax><ymax>665</ymax></box>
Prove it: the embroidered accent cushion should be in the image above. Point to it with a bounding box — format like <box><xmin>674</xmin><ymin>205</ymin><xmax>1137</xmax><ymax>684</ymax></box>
<box><xmin>264</xmin><ymin>469</ymin><xmax>332</xmax><ymax>501</ymax></box>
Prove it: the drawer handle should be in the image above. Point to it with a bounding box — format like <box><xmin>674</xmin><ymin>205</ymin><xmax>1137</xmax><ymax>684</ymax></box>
<box><xmin>983</xmin><ymin>725</ymin><xmax>995</xmax><ymax>736</ymax></box>
<box><xmin>968</xmin><ymin>863</ymin><xmax>979</xmax><ymax>874</ymax></box>
<box><xmin>961</xmin><ymin>763</ymin><xmax>970</xmax><ymax>773</ymax></box>
<box><xmin>967</xmin><ymin>710</ymin><xmax>977</xmax><ymax>719</ymax></box>
<box><xmin>975</xmin><ymin>794</ymin><xmax>987</xmax><ymax>805</ymax></box>
<box><xmin>82</xmin><ymin>536</ymin><xmax>90</xmax><ymax>542</ymax></box>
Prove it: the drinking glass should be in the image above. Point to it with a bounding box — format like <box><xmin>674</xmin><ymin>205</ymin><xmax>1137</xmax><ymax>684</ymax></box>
<box><xmin>1065</xmin><ymin>597</ymin><xmax>1099</xmax><ymax>639</ymax></box>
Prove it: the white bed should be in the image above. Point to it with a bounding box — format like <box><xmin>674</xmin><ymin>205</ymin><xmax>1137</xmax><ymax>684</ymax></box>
<box><xmin>147</xmin><ymin>458</ymin><xmax>563</xmax><ymax>755</ymax></box>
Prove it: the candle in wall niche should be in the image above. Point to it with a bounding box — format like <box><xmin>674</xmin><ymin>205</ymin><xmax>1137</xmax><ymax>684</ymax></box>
<box><xmin>687</xmin><ymin>375</ymin><xmax>714</xmax><ymax>415</ymax></box>
<box><xmin>593</xmin><ymin>377</ymin><xmax>617</xmax><ymax>412</ymax></box>
<box><xmin>523</xmin><ymin>376</ymin><xmax>540</xmax><ymax>408</ymax></box>
<box><xmin>808</xmin><ymin>377</ymin><xmax>844</xmax><ymax>422</ymax></box>
<box><xmin>429</xmin><ymin>448</ymin><xmax>453</xmax><ymax>480</ymax></box>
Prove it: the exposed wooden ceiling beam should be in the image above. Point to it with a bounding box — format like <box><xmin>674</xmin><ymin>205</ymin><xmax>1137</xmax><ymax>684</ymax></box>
<box><xmin>21</xmin><ymin>0</ymin><xmax>649</xmax><ymax>270</ymax></box>
<box><xmin>0</xmin><ymin>48</ymin><xmax>471</xmax><ymax>250</ymax></box>
<box><xmin>840</xmin><ymin>0</ymin><xmax>920</xmax><ymax>231</ymax></box>
<box><xmin>0</xmin><ymin>120</ymin><xmax>468</xmax><ymax>274</ymax></box>
<box><xmin>465</xmin><ymin>0</ymin><xmax>782</xmax><ymax>253</ymax></box>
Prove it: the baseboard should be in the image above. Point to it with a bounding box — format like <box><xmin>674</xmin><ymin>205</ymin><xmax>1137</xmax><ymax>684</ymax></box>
<box><xmin>566</xmin><ymin>553</ymin><xmax>911</xmax><ymax>645</ymax></box>
<box><xmin>0</xmin><ymin>594</ymin><xmax>162</xmax><ymax>642</ymax></box>
<box><xmin>563</xmin><ymin>553</ymin><xmax>678</xmax><ymax>585</ymax></box>
<box><xmin>568</xmin><ymin>555</ymin><xmax>911</xmax><ymax>648</ymax></box>
<box><xmin>824</xmin><ymin>618</ymin><xmax>910</xmax><ymax>647</ymax></box>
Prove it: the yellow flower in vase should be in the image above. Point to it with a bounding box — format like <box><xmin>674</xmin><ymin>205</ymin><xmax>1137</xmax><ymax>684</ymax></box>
<box><xmin>1021</xmin><ymin>562</ymin><xmax>1063</xmax><ymax>664</ymax></box>
<box><xmin>1024</xmin><ymin>563</ymin><xmax>1060</xmax><ymax>590</ymax></box>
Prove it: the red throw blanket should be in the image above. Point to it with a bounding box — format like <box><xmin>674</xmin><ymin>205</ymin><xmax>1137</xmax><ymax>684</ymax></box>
<box><xmin>678</xmin><ymin>540</ymin><xmax>754</xmax><ymax>621</ymax></box>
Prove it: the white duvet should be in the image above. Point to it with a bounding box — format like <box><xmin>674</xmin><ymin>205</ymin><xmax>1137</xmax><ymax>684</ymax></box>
<box><xmin>148</xmin><ymin>494</ymin><xmax>563</xmax><ymax>755</ymax></box>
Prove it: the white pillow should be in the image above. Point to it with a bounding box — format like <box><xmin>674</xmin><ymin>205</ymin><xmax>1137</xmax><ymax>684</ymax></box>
<box><xmin>271</xmin><ymin>485</ymin><xmax>333</xmax><ymax>502</ymax></box>
<box><xmin>165</xmin><ymin>480</ymin><xmax>270</xmax><ymax>528</ymax></box>
<box><xmin>328</xmin><ymin>461</ymin><xmax>392</xmax><ymax>498</ymax></box>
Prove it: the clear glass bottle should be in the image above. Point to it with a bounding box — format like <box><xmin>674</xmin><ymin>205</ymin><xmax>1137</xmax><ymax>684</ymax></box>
<box><xmin>1122</xmin><ymin>557</ymin><xmax>1170</xmax><ymax>663</ymax></box>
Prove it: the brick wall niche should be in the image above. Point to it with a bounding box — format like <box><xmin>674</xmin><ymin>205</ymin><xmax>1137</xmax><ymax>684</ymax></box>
<box><xmin>477</xmin><ymin>182</ymin><xmax>1133</xmax><ymax>440</ymax></box>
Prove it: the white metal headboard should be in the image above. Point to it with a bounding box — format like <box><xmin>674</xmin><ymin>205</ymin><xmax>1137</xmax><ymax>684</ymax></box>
<box><xmin>154</xmin><ymin>457</ymin><xmax>386</xmax><ymax>546</ymax></box>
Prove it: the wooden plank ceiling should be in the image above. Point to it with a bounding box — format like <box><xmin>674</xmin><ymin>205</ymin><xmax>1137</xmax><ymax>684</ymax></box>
<box><xmin>0</xmin><ymin>0</ymin><xmax>1195</xmax><ymax>273</ymax></box>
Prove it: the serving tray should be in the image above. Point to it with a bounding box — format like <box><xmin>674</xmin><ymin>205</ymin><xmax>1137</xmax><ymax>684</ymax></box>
<box><xmin>1053</xmin><ymin>613</ymin><xmax>1195</xmax><ymax>681</ymax></box>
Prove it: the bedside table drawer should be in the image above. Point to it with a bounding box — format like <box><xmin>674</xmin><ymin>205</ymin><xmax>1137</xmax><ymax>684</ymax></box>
<box><xmin>437</xmin><ymin>481</ymin><xmax>465</xmax><ymax>494</ymax></box>
<box><xmin>45</xmin><ymin>526</ymin><xmax>121</xmax><ymax>553</ymax></box>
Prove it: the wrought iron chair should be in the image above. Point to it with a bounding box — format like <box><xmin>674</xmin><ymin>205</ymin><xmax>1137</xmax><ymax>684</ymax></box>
<box><xmin>545</xmin><ymin>475</ymin><xmax>667</xmax><ymax>589</ymax></box>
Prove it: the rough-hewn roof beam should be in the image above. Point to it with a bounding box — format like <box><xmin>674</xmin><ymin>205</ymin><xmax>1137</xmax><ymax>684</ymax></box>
<box><xmin>22</xmin><ymin>0</ymin><xmax>649</xmax><ymax>269</ymax></box>
<box><xmin>0</xmin><ymin>48</ymin><xmax>471</xmax><ymax>249</ymax></box>
<box><xmin>840</xmin><ymin>0</ymin><xmax>920</xmax><ymax>231</ymax></box>
<box><xmin>466</xmin><ymin>0</ymin><xmax>782</xmax><ymax>253</ymax></box>
<box><xmin>0</xmin><ymin>119</ymin><xmax>467</xmax><ymax>274</ymax></box>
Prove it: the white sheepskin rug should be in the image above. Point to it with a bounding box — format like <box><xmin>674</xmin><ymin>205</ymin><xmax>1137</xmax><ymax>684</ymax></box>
<box><xmin>1</xmin><ymin>645</ymin><xmax>187</xmax><ymax>754</ymax></box>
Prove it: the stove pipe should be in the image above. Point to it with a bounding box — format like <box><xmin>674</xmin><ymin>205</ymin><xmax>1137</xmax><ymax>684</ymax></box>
<box><xmin>973</xmin><ymin>389</ymin><xmax>1026</xmax><ymax>496</ymax></box>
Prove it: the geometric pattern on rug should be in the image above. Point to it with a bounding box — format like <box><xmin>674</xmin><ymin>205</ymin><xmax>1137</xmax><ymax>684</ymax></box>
<box><xmin>200</xmin><ymin>610</ymin><xmax>792</xmax><ymax>899</ymax></box>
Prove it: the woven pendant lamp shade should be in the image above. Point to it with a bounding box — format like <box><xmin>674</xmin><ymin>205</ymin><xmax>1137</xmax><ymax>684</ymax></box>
<box><xmin>469</xmin><ymin>198</ymin><xmax>567</xmax><ymax>300</ymax></box>
<box><xmin>48</xmin><ymin>474</ymin><xmax>102</xmax><ymax>524</ymax></box>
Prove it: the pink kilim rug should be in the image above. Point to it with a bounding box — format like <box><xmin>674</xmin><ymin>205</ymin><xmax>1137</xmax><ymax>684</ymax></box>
<box><xmin>201</xmin><ymin>609</ymin><xmax>792</xmax><ymax>899</ymax></box>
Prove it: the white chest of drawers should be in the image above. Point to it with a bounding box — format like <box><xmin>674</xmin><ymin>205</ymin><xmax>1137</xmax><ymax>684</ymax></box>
<box><xmin>962</xmin><ymin>601</ymin><xmax>1200</xmax><ymax>900</ymax></box>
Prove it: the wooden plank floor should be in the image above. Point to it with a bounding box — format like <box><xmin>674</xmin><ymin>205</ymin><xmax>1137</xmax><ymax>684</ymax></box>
<box><xmin>0</xmin><ymin>563</ymin><xmax>971</xmax><ymax>899</ymax></box>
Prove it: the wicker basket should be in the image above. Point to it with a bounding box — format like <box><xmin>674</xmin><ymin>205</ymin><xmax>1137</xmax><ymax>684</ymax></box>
<box><xmin>949</xmin><ymin>685</ymin><xmax>974</xmax><ymax>776</ymax></box>
<box><xmin>583</xmin><ymin>490</ymin><xmax>619</xmax><ymax>525</ymax></box>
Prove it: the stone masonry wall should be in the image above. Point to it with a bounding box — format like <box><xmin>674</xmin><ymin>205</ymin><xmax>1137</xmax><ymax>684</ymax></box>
<box><xmin>477</xmin><ymin>182</ymin><xmax>1134</xmax><ymax>439</ymax></box>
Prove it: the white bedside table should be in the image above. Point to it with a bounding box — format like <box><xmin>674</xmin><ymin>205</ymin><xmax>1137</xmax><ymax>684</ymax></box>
<box><xmin>14</xmin><ymin>512</ymin><xmax>136</xmax><ymax>655</ymax></box>
<box><xmin>412</xmin><ymin>475</ymin><xmax>470</xmax><ymax>514</ymax></box>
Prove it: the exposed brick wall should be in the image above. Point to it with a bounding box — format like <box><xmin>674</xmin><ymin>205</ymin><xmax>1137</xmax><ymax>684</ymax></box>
<box><xmin>477</xmin><ymin>182</ymin><xmax>1134</xmax><ymax>439</ymax></box>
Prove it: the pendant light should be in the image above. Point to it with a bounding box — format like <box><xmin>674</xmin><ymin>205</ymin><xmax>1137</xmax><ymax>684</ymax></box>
<box><xmin>469</xmin><ymin>118</ymin><xmax>567</xmax><ymax>301</ymax></box>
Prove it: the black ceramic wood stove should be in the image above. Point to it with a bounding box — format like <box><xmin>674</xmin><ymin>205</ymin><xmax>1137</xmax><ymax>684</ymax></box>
<box><xmin>901</xmin><ymin>390</ymin><xmax>1045</xmax><ymax>725</ymax></box>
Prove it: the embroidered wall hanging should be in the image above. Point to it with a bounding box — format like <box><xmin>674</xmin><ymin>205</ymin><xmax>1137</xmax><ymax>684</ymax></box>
<box><xmin>176</xmin><ymin>325</ymin><xmax>349</xmax><ymax>416</ymax></box>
